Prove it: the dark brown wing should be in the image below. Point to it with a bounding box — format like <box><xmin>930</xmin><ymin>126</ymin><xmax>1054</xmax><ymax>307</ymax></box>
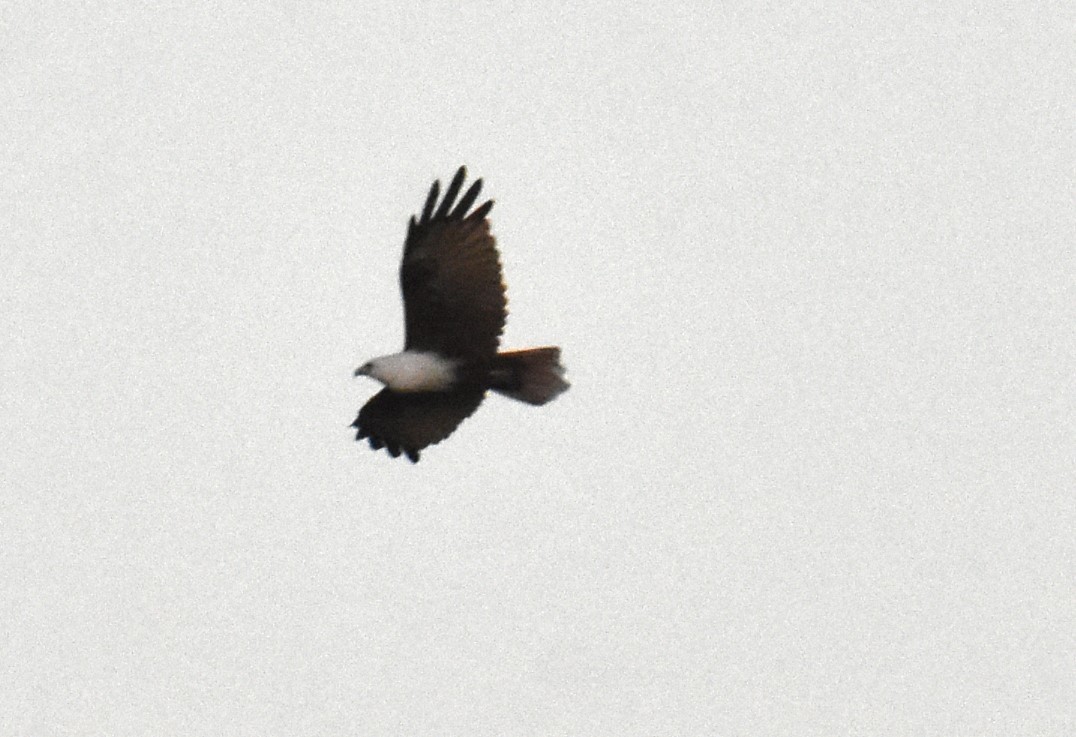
<box><xmin>351</xmin><ymin>388</ymin><xmax>486</xmax><ymax>462</ymax></box>
<box><xmin>401</xmin><ymin>167</ymin><xmax>506</xmax><ymax>359</ymax></box>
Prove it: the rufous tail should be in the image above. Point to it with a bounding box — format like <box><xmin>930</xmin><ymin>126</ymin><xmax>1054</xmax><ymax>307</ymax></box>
<box><xmin>490</xmin><ymin>347</ymin><xmax>569</xmax><ymax>405</ymax></box>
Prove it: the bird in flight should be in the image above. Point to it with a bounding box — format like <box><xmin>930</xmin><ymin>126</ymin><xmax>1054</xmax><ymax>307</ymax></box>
<box><xmin>351</xmin><ymin>167</ymin><xmax>569</xmax><ymax>462</ymax></box>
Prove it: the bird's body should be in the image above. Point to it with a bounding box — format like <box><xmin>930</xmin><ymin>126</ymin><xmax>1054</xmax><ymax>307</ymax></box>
<box><xmin>351</xmin><ymin>167</ymin><xmax>568</xmax><ymax>462</ymax></box>
<box><xmin>356</xmin><ymin>352</ymin><xmax>458</xmax><ymax>393</ymax></box>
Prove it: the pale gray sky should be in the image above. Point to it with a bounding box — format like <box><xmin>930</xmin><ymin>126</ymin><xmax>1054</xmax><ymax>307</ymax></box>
<box><xmin>2</xmin><ymin>2</ymin><xmax>1073</xmax><ymax>735</ymax></box>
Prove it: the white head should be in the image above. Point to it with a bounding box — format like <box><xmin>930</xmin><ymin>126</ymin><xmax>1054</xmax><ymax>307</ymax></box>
<box><xmin>353</xmin><ymin>351</ymin><xmax>457</xmax><ymax>393</ymax></box>
<box><xmin>353</xmin><ymin>358</ymin><xmax>385</xmax><ymax>384</ymax></box>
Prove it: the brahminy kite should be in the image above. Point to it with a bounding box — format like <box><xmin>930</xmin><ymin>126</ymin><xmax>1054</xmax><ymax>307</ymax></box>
<box><xmin>351</xmin><ymin>167</ymin><xmax>568</xmax><ymax>462</ymax></box>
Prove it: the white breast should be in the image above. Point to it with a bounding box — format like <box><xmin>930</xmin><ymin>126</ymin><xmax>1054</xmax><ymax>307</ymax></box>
<box><xmin>370</xmin><ymin>351</ymin><xmax>457</xmax><ymax>392</ymax></box>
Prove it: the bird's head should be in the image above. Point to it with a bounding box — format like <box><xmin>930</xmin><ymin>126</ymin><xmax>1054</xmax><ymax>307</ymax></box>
<box><xmin>353</xmin><ymin>357</ymin><xmax>395</xmax><ymax>387</ymax></box>
<box><xmin>353</xmin><ymin>360</ymin><xmax>377</xmax><ymax>381</ymax></box>
<box><xmin>353</xmin><ymin>352</ymin><xmax>455</xmax><ymax>393</ymax></box>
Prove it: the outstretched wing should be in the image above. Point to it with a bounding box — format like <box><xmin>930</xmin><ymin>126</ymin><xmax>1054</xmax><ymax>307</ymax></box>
<box><xmin>401</xmin><ymin>167</ymin><xmax>506</xmax><ymax>359</ymax></box>
<box><xmin>351</xmin><ymin>388</ymin><xmax>486</xmax><ymax>462</ymax></box>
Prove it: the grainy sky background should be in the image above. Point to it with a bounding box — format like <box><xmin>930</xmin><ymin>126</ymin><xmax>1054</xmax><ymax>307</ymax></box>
<box><xmin>2</xmin><ymin>2</ymin><xmax>1073</xmax><ymax>735</ymax></box>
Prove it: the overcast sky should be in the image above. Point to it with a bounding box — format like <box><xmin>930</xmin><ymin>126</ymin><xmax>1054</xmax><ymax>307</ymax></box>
<box><xmin>2</xmin><ymin>2</ymin><xmax>1073</xmax><ymax>735</ymax></box>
